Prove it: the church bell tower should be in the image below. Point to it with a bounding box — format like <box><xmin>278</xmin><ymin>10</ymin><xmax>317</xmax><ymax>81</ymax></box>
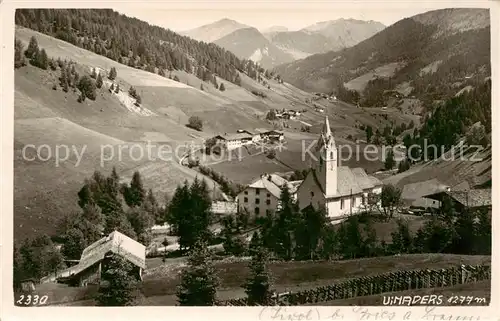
<box><xmin>316</xmin><ymin>116</ymin><xmax>338</xmax><ymax>196</ymax></box>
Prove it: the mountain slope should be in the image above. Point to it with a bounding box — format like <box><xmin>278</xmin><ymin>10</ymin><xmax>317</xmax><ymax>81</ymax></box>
<box><xmin>182</xmin><ymin>18</ymin><xmax>250</xmax><ymax>43</ymax></box>
<box><xmin>275</xmin><ymin>8</ymin><xmax>490</xmax><ymax>104</ymax></box>
<box><xmin>269</xmin><ymin>31</ymin><xmax>342</xmax><ymax>59</ymax></box>
<box><xmin>14</xmin><ymin>25</ymin><xmax>325</xmax><ymax>240</ymax></box>
<box><xmin>300</xmin><ymin>18</ymin><xmax>386</xmax><ymax>48</ymax></box>
<box><xmin>214</xmin><ymin>27</ymin><xmax>296</xmax><ymax>68</ymax></box>
<box><xmin>15</xmin><ymin>9</ymin><xmax>264</xmax><ymax>88</ymax></box>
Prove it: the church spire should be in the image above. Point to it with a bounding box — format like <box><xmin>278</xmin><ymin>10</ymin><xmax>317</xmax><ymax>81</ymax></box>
<box><xmin>323</xmin><ymin>116</ymin><xmax>331</xmax><ymax>138</ymax></box>
<box><xmin>319</xmin><ymin>116</ymin><xmax>335</xmax><ymax>148</ymax></box>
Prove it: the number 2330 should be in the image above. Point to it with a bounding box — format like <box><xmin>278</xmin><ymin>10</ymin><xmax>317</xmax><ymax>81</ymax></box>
<box><xmin>16</xmin><ymin>294</ymin><xmax>48</xmax><ymax>305</ymax></box>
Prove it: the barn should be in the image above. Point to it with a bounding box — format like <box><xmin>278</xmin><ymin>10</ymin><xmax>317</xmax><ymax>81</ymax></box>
<box><xmin>62</xmin><ymin>231</ymin><xmax>146</xmax><ymax>287</ymax></box>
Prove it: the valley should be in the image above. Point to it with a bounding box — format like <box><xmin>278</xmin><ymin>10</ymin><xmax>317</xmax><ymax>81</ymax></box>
<box><xmin>11</xmin><ymin>7</ymin><xmax>492</xmax><ymax>309</ymax></box>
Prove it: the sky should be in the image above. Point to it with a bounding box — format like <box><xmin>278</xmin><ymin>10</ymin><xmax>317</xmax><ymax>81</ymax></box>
<box><xmin>114</xmin><ymin>0</ymin><xmax>491</xmax><ymax>32</ymax></box>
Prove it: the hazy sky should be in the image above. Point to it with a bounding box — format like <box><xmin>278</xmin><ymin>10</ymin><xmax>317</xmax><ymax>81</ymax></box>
<box><xmin>115</xmin><ymin>0</ymin><xmax>491</xmax><ymax>32</ymax></box>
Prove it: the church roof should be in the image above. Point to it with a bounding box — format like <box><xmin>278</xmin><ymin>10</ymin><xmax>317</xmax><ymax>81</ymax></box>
<box><xmin>351</xmin><ymin>167</ymin><xmax>376</xmax><ymax>190</ymax></box>
<box><xmin>336</xmin><ymin>166</ymin><xmax>364</xmax><ymax>196</ymax></box>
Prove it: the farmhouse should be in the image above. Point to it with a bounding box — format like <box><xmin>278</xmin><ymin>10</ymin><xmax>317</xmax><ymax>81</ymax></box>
<box><xmin>296</xmin><ymin>117</ymin><xmax>383</xmax><ymax>220</ymax></box>
<box><xmin>60</xmin><ymin>231</ymin><xmax>146</xmax><ymax>287</ymax></box>
<box><xmin>214</xmin><ymin>133</ymin><xmax>254</xmax><ymax>151</ymax></box>
<box><xmin>237</xmin><ymin>173</ymin><xmax>297</xmax><ymax>215</ymax></box>
<box><xmin>260</xmin><ymin>130</ymin><xmax>284</xmax><ymax>142</ymax></box>
<box><xmin>422</xmin><ymin>188</ymin><xmax>492</xmax><ymax>212</ymax></box>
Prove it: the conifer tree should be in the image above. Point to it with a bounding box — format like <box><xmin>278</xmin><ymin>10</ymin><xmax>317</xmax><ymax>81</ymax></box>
<box><xmin>24</xmin><ymin>36</ymin><xmax>39</xmax><ymax>59</ymax></box>
<box><xmin>243</xmin><ymin>246</ymin><xmax>273</xmax><ymax>306</ymax></box>
<box><xmin>219</xmin><ymin>83</ymin><xmax>225</xmax><ymax>91</ymax></box>
<box><xmin>108</xmin><ymin>67</ymin><xmax>117</xmax><ymax>80</ymax></box>
<box><xmin>14</xmin><ymin>39</ymin><xmax>26</xmax><ymax>68</ymax></box>
<box><xmin>124</xmin><ymin>171</ymin><xmax>146</xmax><ymax>207</ymax></box>
<box><xmin>177</xmin><ymin>241</ymin><xmax>219</xmax><ymax>306</ymax></box>
<box><xmin>115</xmin><ymin>83</ymin><xmax>120</xmax><ymax>93</ymax></box>
<box><xmin>248</xmin><ymin>231</ymin><xmax>262</xmax><ymax>255</ymax></box>
<box><xmin>91</xmin><ymin>67</ymin><xmax>97</xmax><ymax>79</ymax></box>
<box><xmin>96</xmin><ymin>254</ymin><xmax>139</xmax><ymax>306</ymax></box>
<box><xmin>96</xmin><ymin>72</ymin><xmax>103</xmax><ymax>88</ymax></box>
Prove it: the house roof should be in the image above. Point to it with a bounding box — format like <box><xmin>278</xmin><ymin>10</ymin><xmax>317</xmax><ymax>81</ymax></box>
<box><xmin>352</xmin><ymin>167</ymin><xmax>376</xmax><ymax>190</ymax></box>
<box><xmin>69</xmin><ymin>231</ymin><xmax>146</xmax><ymax>277</ymax></box>
<box><xmin>248</xmin><ymin>176</ymin><xmax>282</xmax><ymax>198</ymax></box>
<box><xmin>368</xmin><ymin>175</ymin><xmax>383</xmax><ymax>187</ymax></box>
<box><xmin>336</xmin><ymin>166</ymin><xmax>364</xmax><ymax>197</ymax></box>
<box><xmin>401</xmin><ymin>178</ymin><xmax>450</xmax><ymax>200</ymax></box>
<box><xmin>448</xmin><ymin>189</ymin><xmax>492</xmax><ymax>208</ymax></box>
<box><xmin>245</xmin><ymin>173</ymin><xmax>295</xmax><ymax>199</ymax></box>
<box><xmin>216</xmin><ymin>133</ymin><xmax>253</xmax><ymax>141</ymax></box>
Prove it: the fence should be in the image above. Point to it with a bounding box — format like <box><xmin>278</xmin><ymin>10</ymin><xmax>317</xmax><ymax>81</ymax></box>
<box><xmin>216</xmin><ymin>264</ymin><xmax>491</xmax><ymax>306</ymax></box>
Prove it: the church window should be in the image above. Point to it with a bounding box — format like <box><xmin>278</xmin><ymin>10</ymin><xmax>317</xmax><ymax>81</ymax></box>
<box><xmin>340</xmin><ymin>199</ymin><xmax>344</xmax><ymax>210</ymax></box>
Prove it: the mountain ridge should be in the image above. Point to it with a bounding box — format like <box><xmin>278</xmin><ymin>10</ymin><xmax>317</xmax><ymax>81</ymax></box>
<box><xmin>183</xmin><ymin>17</ymin><xmax>387</xmax><ymax>68</ymax></box>
<box><xmin>274</xmin><ymin>8</ymin><xmax>490</xmax><ymax>105</ymax></box>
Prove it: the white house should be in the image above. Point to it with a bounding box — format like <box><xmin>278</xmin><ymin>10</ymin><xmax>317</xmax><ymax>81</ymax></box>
<box><xmin>296</xmin><ymin>117</ymin><xmax>383</xmax><ymax>220</ymax></box>
<box><xmin>237</xmin><ymin>173</ymin><xmax>297</xmax><ymax>215</ymax></box>
<box><xmin>214</xmin><ymin>133</ymin><xmax>253</xmax><ymax>151</ymax></box>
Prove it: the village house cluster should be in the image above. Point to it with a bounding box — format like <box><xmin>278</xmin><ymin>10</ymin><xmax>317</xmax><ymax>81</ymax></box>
<box><xmin>236</xmin><ymin>117</ymin><xmax>383</xmax><ymax>220</ymax></box>
<box><xmin>211</xmin><ymin>129</ymin><xmax>284</xmax><ymax>152</ymax></box>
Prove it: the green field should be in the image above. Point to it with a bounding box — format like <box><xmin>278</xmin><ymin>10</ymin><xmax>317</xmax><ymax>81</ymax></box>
<box><xmin>139</xmin><ymin>254</ymin><xmax>490</xmax><ymax>306</ymax></box>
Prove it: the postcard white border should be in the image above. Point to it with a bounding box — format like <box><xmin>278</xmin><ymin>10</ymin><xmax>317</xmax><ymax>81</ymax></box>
<box><xmin>1</xmin><ymin>0</ymin><xmax>499</xmax><ymax>320</ymax></box>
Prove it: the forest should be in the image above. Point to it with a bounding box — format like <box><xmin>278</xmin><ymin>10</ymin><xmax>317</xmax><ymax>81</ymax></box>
<box><xmin>15</xmin><ymin>9</ymin><xmax>265</xmax><ymax>86</ymax></box>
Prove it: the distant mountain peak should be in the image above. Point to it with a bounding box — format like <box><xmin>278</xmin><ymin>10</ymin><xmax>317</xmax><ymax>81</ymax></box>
<box><xmin>262</xmin><ymin>26</ymin><xmax>289</xmax><ymax>33</ymax></box>
<box><xmin>183</xmin><ymin>18</ymin><xmax>250</xmax><ymax>43</ymax></box>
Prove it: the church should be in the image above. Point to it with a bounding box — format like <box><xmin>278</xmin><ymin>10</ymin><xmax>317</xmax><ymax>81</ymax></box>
<box><xmin>296</xmin><ymin>117</ymin><xmax>383</xmax><ymax>220</ymax></box>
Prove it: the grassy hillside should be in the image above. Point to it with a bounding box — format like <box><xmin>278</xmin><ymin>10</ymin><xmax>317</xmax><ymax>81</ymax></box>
<box><xmin>15</xmin><ymin>26</ymin><xmax>405</xmax><ymax>240</ymax></box>
<box><xmin>275</xmin><ymin>8</ymin><xmax>490</xmax><ymax>106</ymax></box>
<box><xmin>15</xmin><ymin>9</ymin><xmax>264</xmax><ymax>87</ymax></box>
<box><xmin>13</xmin><ymin>27</ymin><xmax>279</xmax><ymax>239</ymax></box>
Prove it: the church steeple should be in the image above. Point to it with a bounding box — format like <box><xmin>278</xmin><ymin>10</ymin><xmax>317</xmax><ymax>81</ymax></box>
<box><xmin>317</xmin><ymin>116</ymin><xmax>338</xmax><ymax>196</ymax></box>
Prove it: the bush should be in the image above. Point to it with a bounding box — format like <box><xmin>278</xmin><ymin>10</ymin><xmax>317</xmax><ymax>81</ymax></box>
<box><xmin>251</xmin><ymin>90</ymin><xmax>267</xmax><ymax>98</ymax></box>
<box><xmin>77</xmin><ymin>76</ymin><xmax>97</xmax><ymax>100</ymax></box>
<box><xmin>187</xmin><ymin>116</ymin><xmax>203</xmax><ymax>131</ymax></box>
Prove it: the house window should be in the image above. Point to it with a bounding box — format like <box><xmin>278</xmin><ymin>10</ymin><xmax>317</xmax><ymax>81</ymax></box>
<box><xmin>255</xmin><ymin>207</ymin><xmax>260</xmax><ymax>215</ymax></box>
<box><xmin>340</xmin><ymin>199</ymin><xmax>344</xmax><ymax>210</ymax></box>
<box><xmin>256</xmin><ymin>189</ymin><xmax>260</xmax><ymax>195</ymax></box>
<box><xmin>244</xmin><ymin>191</ymin><xmax>248</xmax><ymax>195</ymax></box>
<box><xmin>266</xmin><ymin>199</ymin><xmax>271</xmax><ymax>205</ymax></box>
<box><xmin>311</xmin><ymin>191</ymin><xmax>314</xmax><ymax>197</ymax></box>
<box><xmin>244</xmin><ymin>197</ymin><xmax>248</xmax><ymax>203</ymax></box>
<box><xmin>362</xmin><ymin>195</ymin><xmax>365</xmax><ymax>204</ymax></box>
<box><xmin>256</xmin><ymin>198</ymin><xmax>260</xmax><ymax>204</ymax></box>
<box><xmin>267</xmin><ymin>193</ymin><xmax>271</xmax><ymax>198</ymax></box>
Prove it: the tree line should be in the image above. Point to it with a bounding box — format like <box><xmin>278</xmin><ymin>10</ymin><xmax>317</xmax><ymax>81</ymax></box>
<box><xmin>13</xmin><ymin>168</ymin><xmax>162</xmax><ymax>289</ymax></box>
<box><xmin>15</xmin><ymin>9</ymin><xmax>268</xmax><ymax>87</ymax></box>
<box><xmin>15</xmin><ymin>36</ymin><xmax>127</xmax><ymax>104</ymax></box>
